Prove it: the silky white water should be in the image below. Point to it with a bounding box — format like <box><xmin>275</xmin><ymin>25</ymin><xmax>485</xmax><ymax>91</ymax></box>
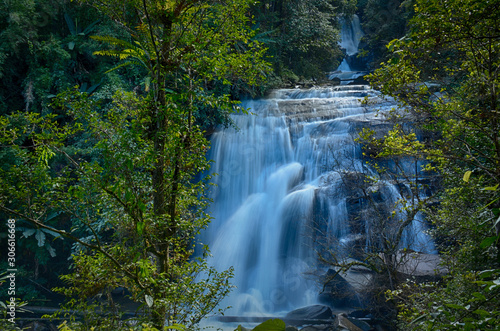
<box><xmin>339</xmin><ymin>14</ymin><xmax>365</xmax><ymax>56</ymax></box>
<box><xmin>203</xmin><ymin>85</ymin><xmax>434</xmax><ymax>316</ymax></box>
<box><xmin>202</xmin><ymin>16</ymin><xmax>434</xmax><ymax>318</ymax></box>
<box><xmin>329</xmin><ymin>14</ymin><xmax>367</xmax><ymax>84</ymax></box>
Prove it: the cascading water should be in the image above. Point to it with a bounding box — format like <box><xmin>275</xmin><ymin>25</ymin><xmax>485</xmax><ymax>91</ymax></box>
<box><xmin>204</xmin><ymin>86</ymin><xmax>435</xmax><ymax>317</ymax></box>
<box><xmin>330</xmin><ymin>14</ymin><xmax>367</xmax><ymax>84</ymax></box>
<box><xmin>339</xmin><ymin>14</ymin><xmax>364</xmax><ymax>56</ymax></box>
<box><xmin>202</xmin><ymin>15</ymin><xmax>435</xmax><ymax>320</ymax></box>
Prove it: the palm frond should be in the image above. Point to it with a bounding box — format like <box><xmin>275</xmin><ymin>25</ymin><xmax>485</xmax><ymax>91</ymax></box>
<box><xmin>93</xmin><ymin>49</ymin><xmax>134</xmax><ymax>60</ymax></box>
<box><xmin>90</xmin><ymin>35</ymin><xmax>138</xmax><ymax>50</ymax></box>
<box><xmin>91</xmin><ymin>35</ymin><xmax>153</xmax><ymax>71</ymax></box>
<box><xmin>104</xmin><ymin>60</ymin><xmax>146</xmax><ymax>74</ymax></box>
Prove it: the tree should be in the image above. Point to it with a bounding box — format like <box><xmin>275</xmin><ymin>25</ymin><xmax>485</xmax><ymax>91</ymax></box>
<box><xmin>315</xmin><ymin>124</ymin><xmax>438</xmax><ymax>321</ymax></box>
<box><xmin>251</xmin><ymin>0</ymin><xmax>356</xmax><ymax>84</ymax></box>
<box><xmin>357</xmin><ymin>0</ymin><xmax>414</xmax><ymax>68</ymax></box>
<box><xmin>365</xmin><ymin>0</ymin><xmax>500</xmax><ymax>328</ymax></box>
<box><xmin>0</xmin><ymin>0</ymin><xmax>269</xmax><ymax>329</ymax></box>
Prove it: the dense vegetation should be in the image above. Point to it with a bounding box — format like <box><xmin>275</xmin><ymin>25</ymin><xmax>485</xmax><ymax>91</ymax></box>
<box><xmin>0</xmin><ymin>0</ymin><xmax>352</xmax><ymax>330</ymax></box>
<box><xmin>1</xmin><ymin>0</ymin><xmax>499</xmax><ymax>330</ymax></box>
<box><xmin>364</xmin><ymin>0</ymin><xmax>500</xmax><ymax>329</ymax></box>
<box><xmin>357</xmin><ymin>0</ymin><xmax>414</xmax><ymax>68</ymax></box>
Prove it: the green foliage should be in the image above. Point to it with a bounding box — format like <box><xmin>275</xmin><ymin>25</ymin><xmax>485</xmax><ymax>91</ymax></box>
<box><xmin>366</xmin><ymin>0</ymin><xmax>500</xmax><ymax>328</ymax></box>
<box><xmin>251</xmin><ymin>0</ymin><xmax>353</xmax><ymax>84</ymax></box>
<box><xmin>234</xmin><ymin>318</ymin><xmax>286</xmax><ymax>331</ymax></box>
<box><xmin>358</xmin><ymin>0</ymin><xmax>415</xmax><ymax>68</ymax></box>
<box><xmin>1</xmin><ymin>0</ymin><xmax>270</xmax><ymax>330</ymax></box>
<box><xmin>0</xmin><ymin>273</ymin><xmax>30</xmax><ymax>329</ymax></box>
<box><xmin>1</xmin><ymin>87</ymin><xmax>234</xmax><ymax>328</ymax></box>
<box><xmin>389</xmin><ymin>270</ymin><xmax>500</xmax><ymax>330</ymax></box>
<box><xmin>252</xmin><ymin>318</ymin><xmax>286</xmax><ymax>331</ymax></box>
<box><xmin>56</xmin><ymin>320</ymin><xmax>187</xmax><ymax>330</ymax></box>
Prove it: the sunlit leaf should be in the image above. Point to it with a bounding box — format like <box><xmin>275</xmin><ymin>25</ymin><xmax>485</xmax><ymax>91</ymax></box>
<box><xmin>145</xmin><ymin>294</ymin><xmax>153</xmax><ymax>307</ymax></box>
<box><xmin>463</xmin><ymin>170</ymin><xmax>472</xmax><ymax>182</ymax></box>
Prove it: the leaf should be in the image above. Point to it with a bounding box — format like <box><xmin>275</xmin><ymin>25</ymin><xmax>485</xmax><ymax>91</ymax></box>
<box><xmin>79</xmin><ymin>83</ymin><xmax>88</xmax><ymax>93</ymax></box>
<box><xmin>463</xmin><ymin>170</ymin><xmax>472</xmax><ymax>182</ymax></box>
<box><xmin>145</xmin><ymin>294</ymin><xmax>153</xmax><ymax>307</ymax></box>
<box><xmin>45</xmin><ymin>212</ymin><xmax>61</xmax><ymax>222</ymax></box>
<box><xmin>480</xmin><ymin>236</ymin><xmax>498</xmax><ymax>249</ymax></box>
<box><xmin>35</xmin><ymin>230</ymin><xmax>46</xmax><ymax>247</ymax></box>
<box><xmin>45</xmin><ymin>243</ymin><xmax>56</xmax><ymax>257</ymax></box>
<box><xmin>68</xmin><ymin>41</ymin><xmax>75</xmax><ymax>50</ymax></box>
<box><xmin>137</xmin><ymin>200</ymin><xmax>146</xmax><ymax>212</ymax></box>
<box><xmin>23</xmin><ymin>228</ymin><xmax>36</xmax><ymax>238</ymax></box>
<box><xmin>483</xmin><ymin>184</ymin><xmax>499</xmax><ymax>191</ymax></box>
<box><xmin>86</xmin><ymin>83</ymin><xmax>100</xmax><ymax>95</ymax></box>
<box><xmin>137</xmin><ymin>222</ymin><xmax>145</xmax><ymax>236</ymax></box>
<box><xmin>445</xmin><ymin>303</ymin><xmax>466</xmax><ymax>310</ymax></box>
<box><xmin>473</xmin><ymin>309</ymin><xmax>490</xmax><ymax>317</ymax></box>
<box><xmin>252</xmin><ymin>319</ymin><xmax>286</xmax><ymax>331</ymax></box>
<box><xmin>64</xmin><ymin>13</ymin><xmax>76</xmax><ymax>35</ymax></box>
<box><xmin>103</xmin><ymin>60</ymin><xmax>136</xmax><ymax>74</ymax></box>
<box><xmin>409</xmin><ymin>313</ymin><xmax>428</xmax><ymax>325</ymax></box>
<box><xmin>478</xmin><ymin>269</ymin><xmax>500</xmax><ymax>279</ymax></box>
<box><xmin>42</xmin><ymin>228</ymin><xmax>62</xmax><ymax>239</ymax></box>
<box><xmin>165</xmin><ymin>325</ymin><xmax>186</xmax><ymax>330</ymax></box>
<box><xmin>82</xmin><ymin>20</ymin><xmax>100</xmax><ymax>35</ymax></box>
<box><xmin>472</xmin><ymin>292</ymin><xmax>486</xmax><ymax>300</ymax></box>
<box><xmin>90</xmin><ymin>34</ymin><xmax>131</xmax><ymax>46</ymax></box>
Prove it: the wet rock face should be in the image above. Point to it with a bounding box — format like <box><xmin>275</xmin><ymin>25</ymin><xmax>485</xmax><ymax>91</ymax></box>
<box><xmin>317</xmin><ymin>270</ymin><xmax>360</xmax><ymax>307</ymax></box>
<box><xmin>285</xmin><ymin>304</ymin><xmax>334</xmax><ymax>321</ymax></box>
<box><xmin>280</xmin><ymin>308</ymin><xmax>379</xmax><ymax>331</ymax></box>
<box><xmin>335</xmin><ymin>313</ymin><xmax>372</xmax><ymax>331</ymax></box>
<box><xmin>345</xmin><ymin>53</ymin><xmax>370</xmax><ymax>72</ymax></box>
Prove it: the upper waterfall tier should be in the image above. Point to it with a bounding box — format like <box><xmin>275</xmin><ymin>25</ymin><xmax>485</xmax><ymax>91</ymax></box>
<box><xmin>330</xmin><ymin>14</ymin><xmax>368</xmax><ymax>84</ymax></box>
<box><xmin>339</xmin><ymin>14</ymin><xmax>364</xmax><ymax>56</ymax></box>
<box><xmin>258</xmin><ymin>86</ymin><xmax>388</xmax><ymax>120</ymax></box>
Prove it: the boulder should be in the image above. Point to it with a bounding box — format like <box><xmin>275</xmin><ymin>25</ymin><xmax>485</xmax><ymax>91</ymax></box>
<box><xmin>334</xmin><ymin>313</ymin><xmax>371</xmax><ymax>331</ymax></box>
<box><xmin>300</xmin><ymin>327</ymin><xmax>321</xmax><ymax>331</ymax></box>
<box><xmin>347</xmin><ymin>310</ymin><xmax>372</xmax><ymax>319</ymax></box>
<box><xmin>329</xmin><ymin>77</ymin><xmax>341</xmax><ymax>86</ymax></box>
<box><xmin>394</xmin><ymin>251</ymin><xmax>447</xmax><ymax>278</ymax></box>
<box><xmin>347</xmin><ymin>75</ymin><xmax>368</xmax><ymax>85</ymax></box>
<box><xmin>285</xmin><ymin>304</ymin><xmax>334</xmax><ymax>321</ymax></box>
<box><xmin>345</xmin><ymin>52</ymin><xmax>370</xmax><ymax>72</ymax></box>
<box><xmin>318</xmin><ymin>270</ymin><xmax>360</xmax><ymax>307</ymax></box>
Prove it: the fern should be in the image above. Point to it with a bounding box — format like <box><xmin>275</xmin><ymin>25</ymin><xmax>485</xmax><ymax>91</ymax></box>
<box><xmin>91</xmin><ymin>35</ymin><xmax>152</xmax><ymax>71</ymax></box>
<box><xmin>93</xmin><ymin>49</ymin><xmax>134</xmax><ymax>60</ymax></box>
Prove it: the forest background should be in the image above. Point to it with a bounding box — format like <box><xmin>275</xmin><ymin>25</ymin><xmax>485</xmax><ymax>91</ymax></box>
<box><xmin>0</xmin><ymin>0</ymin><xmax>499</xmax><ymax>330</ymax></box>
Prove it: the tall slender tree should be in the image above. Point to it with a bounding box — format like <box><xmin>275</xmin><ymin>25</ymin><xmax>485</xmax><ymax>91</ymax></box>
<box><xmin>0</xmin><ymin>0</ymin><xmax>269</xmax><ymax>328</ymax></box>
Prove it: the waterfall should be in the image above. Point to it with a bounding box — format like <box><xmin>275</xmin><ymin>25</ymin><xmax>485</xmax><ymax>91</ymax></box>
<box><xmin>204</xmin><ymin>85</ymin><xmax>434</xmax><ymax>316</ymax></box>
<box><xmin>330</xmin><ymin>14</ymin><xmax>367</xmax><ymax>84</ymax></box>
<box><xmin>339</xmin><ymin>15</ymin><xmax>364</xmax><ymax>57</ymax></box>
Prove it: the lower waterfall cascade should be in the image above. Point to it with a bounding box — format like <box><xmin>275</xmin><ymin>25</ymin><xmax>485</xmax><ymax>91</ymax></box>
<box><xmin>203</xmin><ymin>85</ymin><xmax>436</xmax><ymax>317</ymax></box>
